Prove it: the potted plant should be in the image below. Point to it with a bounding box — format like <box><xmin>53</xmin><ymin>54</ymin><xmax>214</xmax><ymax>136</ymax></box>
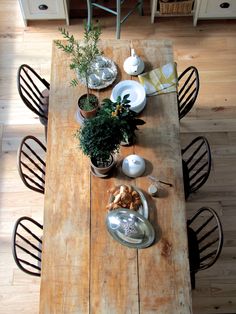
<box><xmin>99</xmin><ymin>94</ymin><xmax>145</xmax><ymax>145</ymax></box>
<box><xmin>75</xmin><ymin>115</ymin><xmax>123</xmax><ymax>176</ymax></box>
<box><xmin>55</xmin><ymin>24</ymin><xmax>102</xmax><ymax>118</ymax></box>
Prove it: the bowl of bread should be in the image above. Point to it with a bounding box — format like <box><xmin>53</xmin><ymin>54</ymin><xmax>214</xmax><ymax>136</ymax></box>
<box><xmin>106</xmin><ymin>184</ymin><xmax>148</xmax><ymax>219</ymax></box>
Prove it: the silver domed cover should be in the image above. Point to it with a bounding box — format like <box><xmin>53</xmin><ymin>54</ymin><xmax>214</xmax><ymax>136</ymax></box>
<box><xmin>106</xmin><ymin>208</ymin><xmax>155</xmax><ymax>249</ymax></box>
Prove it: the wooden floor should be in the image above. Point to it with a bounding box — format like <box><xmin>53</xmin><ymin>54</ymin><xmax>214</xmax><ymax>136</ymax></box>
<box><xmin>0</xmin><ymin>1</ymin><xmax>236</xmax><ymax>313</ymax></box>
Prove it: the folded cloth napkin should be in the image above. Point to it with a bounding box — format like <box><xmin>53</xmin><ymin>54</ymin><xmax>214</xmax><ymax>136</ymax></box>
<box><xmin>138</xmin><ymin>62</ymin><xmax>178</xmax><ymax>96</ymax></box>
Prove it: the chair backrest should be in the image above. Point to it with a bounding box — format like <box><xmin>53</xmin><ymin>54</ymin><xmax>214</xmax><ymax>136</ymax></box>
<box><xmin>177</xmin><ymin>66</ymin><xmax>199</xmax><ymax>120</ymax></box>
<box><xmin>12</xmin><ymin>216</ymin><xmax>43</xmax><ymax>277</ymax></box>
<box><xmin>182</xmin><ymin>136</ymin><xmax>211</xmax><ymax>199</ymax></box>
<box><xmin>187</xmin><ymin>207</ymin><xmax>223</xmax><ymax>273</ymax></box>
<box><xmin>17</xmin><ymin>135</ymin><xmax>46</xmax><ymax>194</ymax></box>
<box><xmin>17</xmin><ymin>64</ymin><xmax>50</xmax><ymax>125</ymax></box>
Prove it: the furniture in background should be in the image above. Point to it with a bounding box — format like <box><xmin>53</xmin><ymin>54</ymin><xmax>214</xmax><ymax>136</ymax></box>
<box><xmin>177</xmin><ymin>66</ymin><xmax>200</xmax><ymax>120</ymax></box>
<box><xmin>182</xmin><ymin>136</ymin><xmax>211</xmax><ymax>199</ymax></box>
<box><xmin>39</xmin><ymin>39</ymin><xmax>192</xmax><ymax>313</ymax></box>
<box><xmin>17</xmin><ymin>135</ymin><xmax>46</xmax><ymax>194</ymax></box>
<box><xmin>151</xmin><ymin>0</ymin><xmax>236</xmax><ymax>25</ymax></box>
<box><xmin>187</xmin><ymin>207</ymin><xmax>223</xmax><ymax>289</ymax></box>
<box><xmin>151</xmin><ymin>0</ymin><xmax>196</xmax><ymax>23</ymax></box>
<box><xmin>193</xmin><ymin>0</ymin><xmax>236</xmax><ymax>26</ymax></box>
<box><xmin>87</xmin><ymin>0</ymin><xmax>143</xmax><ymax>39</ymax></box>
<box><xmin>18</xmin><ymin>0</ymin><xmax>70</xmax><ymax>26</ymax></box>
<box><xmin>12</xmin><ymin>216</ymin><xmax>43</xmax><ymax>277</ymax></box>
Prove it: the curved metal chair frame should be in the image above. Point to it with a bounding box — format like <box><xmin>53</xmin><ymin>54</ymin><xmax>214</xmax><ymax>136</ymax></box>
<box><xmin>177</xmin><ymin>66</ymin><xmax>200</xmax><ymax>120</ymax></box>
<box><xmin>17</xmin><ymin>64</ymin><xmax>50</xmax><ymax>125</ymax></box>
<box><xmin>87</xmin><ymin>0</ymin><xmax>143</xmax><ymax>39</ymax></box>
<box><xmin>12</xmin><ymin>216</ymin><xmax>43</xmax><ymax>277</ymax></box>
<box><xmin>17</xmin><ymin>135</ymin><xmax>46</xmax><ymax>194</ymax></box>
<box><xmin>182</xmin><ymin>136</ymin><xmax>211</xmax><ymax>199</ymax></box>
<box><xmin>187</xmin><ymin>207</ymin><xmax>223</xmax><ymax>288</ymax></box>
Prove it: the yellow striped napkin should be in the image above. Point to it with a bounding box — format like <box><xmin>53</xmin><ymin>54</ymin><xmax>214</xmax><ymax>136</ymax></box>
<box><xmin>138</xmin><ymin>62</ymin><xmax>178</xmax><ymax>96</ymax></box>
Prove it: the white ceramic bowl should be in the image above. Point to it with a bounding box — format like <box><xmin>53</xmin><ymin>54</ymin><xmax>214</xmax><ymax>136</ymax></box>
<box><xmin>111</xmin><ymin>80</ymin><xmax>146</xmax><ymax>113</ymax></box>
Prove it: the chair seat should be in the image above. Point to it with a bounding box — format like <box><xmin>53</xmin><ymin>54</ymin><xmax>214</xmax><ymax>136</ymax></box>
<box><xmin>12</xmin><ymin>216</ymin><xmax>43</xmax><ymax>276</ymax></box>
<box><xmin>177</xmin><ymin>66</ymin><xmax>200</xmax><ymax>120</ymax></box>
<box><xmin>17</xmin><ymin>135</ymin><xmax>46</xmax><ymax>194</ymax></box>
<box><xmin>187</xmin><ymin>207</ymin><xmax>223</xmax><ymax>289</ymax></box>
<box><xmin>181</xmin><ymin>136</ymin><xmax>212</xmax><ymax>200</ymax></box>
<box><xmin>17</xmin><ymin>64</ymin><xmax>50</xmax><ymax>130</ymax></box>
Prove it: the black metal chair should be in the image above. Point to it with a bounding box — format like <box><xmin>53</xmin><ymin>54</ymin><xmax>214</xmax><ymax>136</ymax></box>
<box><xmin>12</xmin><ymin>216</ymin><xmax>43</xmax><ymax>277</ymax></box>
<box><xmin>177</xmin><ymin>66</ymin><xmax>200</xmax><ymax>120</ymax></box>
<box><xmin>187</xmin><ymin>207</ymin><xmax>223</xmax><ymax>289</ymax></box>
<box><xmin>17</xmin><ymin>135</ymin><xmax>46</xmax><ymax>194</ymax></box>
<box><xmin>182</xmin><ymin>136</ymin><xmax>211</xmax><ymax>200</ymax></box>
<box><xmin>17</xmin><ymin>64</ymin><xmax>50</xmax><ymax>126</ymax></box>
<box><xmin>87</xmin><ymin>0</ymin><xmax>143</xmax><ymax>39</ymax></box>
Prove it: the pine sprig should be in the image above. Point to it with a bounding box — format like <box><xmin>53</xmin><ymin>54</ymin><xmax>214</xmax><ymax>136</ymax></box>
<box><xmin>55</xmin><ymin>23</ymin><xmax>102</xmax><ymax>95</ymax></box>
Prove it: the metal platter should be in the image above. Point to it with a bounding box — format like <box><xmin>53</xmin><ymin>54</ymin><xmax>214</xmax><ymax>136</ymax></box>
<box><xmin>108</xmin><ymin>185</ymin><xmax>148</xmax><ymax>219</ymax></box>
<box><xmin>76</xmin><ymin>56</ymin><xmax>117</xmax><ymax>90</ymax></box>
<box><xmin>106</xmin><ymin>209</ymin><xmax>155</xmax><ymax>249</ymax></box>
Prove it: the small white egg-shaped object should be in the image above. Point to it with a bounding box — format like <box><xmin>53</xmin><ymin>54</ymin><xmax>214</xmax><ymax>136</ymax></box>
<box><xmin>122</xmin><ymin>154</ymin><xmax>145</xmax><ymax>178</ymax></box>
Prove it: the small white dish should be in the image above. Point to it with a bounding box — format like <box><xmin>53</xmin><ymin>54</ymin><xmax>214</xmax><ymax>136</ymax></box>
<box><xmin>100</xmin><ymin>68</ymin><xmax>114</xmax><ymax>81</ymax></box>
<box><xmin>111</xmin><ymin>80</ymin><xmax>146</xmax><ymax>114</ymax></box>
<box><xmin>90</xmin><ymin>165</ymin><xmax>109</xmax><ymax>178</ymax></box>
<box><xmin>88</xmin><ymin>73</ymin><xmax>101</xmax><ymax>87</ymax></box>
<box><xmin>77</xmin><ymin>56</ymin><xmax>117</xmax><ymax>90</ymax></box>
<box><xmin>94</xmin><ymin>56</ymin><xmax>108</xmax><ymax>69</ymax></box>
<box><xmin>75</xmin><ymin>108</ymin><xmax>85</xmax><ymax>125</ymax></box>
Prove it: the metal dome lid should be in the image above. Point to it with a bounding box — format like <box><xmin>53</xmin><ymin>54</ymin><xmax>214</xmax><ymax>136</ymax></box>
<box><xmin>106</xmin><ymin>208</ymin><xmax>155</xmax><ymax>249</ymax></box>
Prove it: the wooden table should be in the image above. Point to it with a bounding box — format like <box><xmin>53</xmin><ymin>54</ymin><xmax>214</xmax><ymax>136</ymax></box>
<box><xmin>40</xmin><ymin>39</ymin><xmax>192</xmax><ymax>313</ymax></box>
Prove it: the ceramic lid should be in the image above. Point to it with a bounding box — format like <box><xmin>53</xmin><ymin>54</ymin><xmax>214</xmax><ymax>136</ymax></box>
<box><xmin>122</xmin><ymin>154</ymin><xmax>145</xmax><ymax>178</ymax></box>
<box><xmin>126</xmin><ymin>49</ymin><xmax>140</xmax><ymax>66</ymax></box>
<box><xmin>106</xmin><ymin>208</ymin><xmax>155</xmax><ymax>248</ymax></box>
<box><xmin>123</xmin><ymin>49</ymin><xmax>145</xmax><ymax>76</ymax></box>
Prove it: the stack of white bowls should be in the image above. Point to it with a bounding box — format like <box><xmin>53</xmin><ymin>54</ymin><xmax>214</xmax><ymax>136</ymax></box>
<box><xmin>110</xmin><ymin>80</ymin><xmax>146</xmax><ymax>113</ymax></box>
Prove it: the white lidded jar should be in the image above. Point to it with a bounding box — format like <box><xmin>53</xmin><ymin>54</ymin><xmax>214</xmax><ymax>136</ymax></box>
<box><xmin>123</xmin><ymin>49</ymin><xmax>145</xmax><ymax>76</ymax></box>
<box><xmin>122</xmin><ymin>154</ymin><xmax>146</xmax><ymax>178</ymax></box>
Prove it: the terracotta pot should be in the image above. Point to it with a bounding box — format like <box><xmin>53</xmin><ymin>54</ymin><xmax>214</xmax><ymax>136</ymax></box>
<box><xmin>91</xmin><ymin>155</ymin><xmax>115</xmax><ymax>176</ymax></box>
<box><xmin>78</xmin><ymin>93</ymin><xmax>98</xmax><ymax>119</ymax></box>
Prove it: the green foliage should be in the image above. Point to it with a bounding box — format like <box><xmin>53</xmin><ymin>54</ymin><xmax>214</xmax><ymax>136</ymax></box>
<box><xmin>55</xmin><ymin>24</ymin><xmax>102</xmax><ymax>93</ymax></box>
<box><xmin>75</xmin><ymin>115</ymin><xmax>123</xmax><ymax>162</ymax></box>
<box><xmin>99</xmin><ymin>94</ymin><xmax>145</xmax><ymax>143</ymax></box>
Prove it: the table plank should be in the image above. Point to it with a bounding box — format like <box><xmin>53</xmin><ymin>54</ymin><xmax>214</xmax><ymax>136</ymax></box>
<box><xmin>40</xmin><ymin>43</ymin><xmax>91</xmax><ymax>313</ymax></box>
<box><xmin>89</xmin><ymin>41</ymin><xmax>139</xmax><ymax>314</ymax></box>
<box><xmin>132</xmin><ymin>40</ymin><xmax>192</xmax><ymax>313</ymax></box>
<box><xmin>40</xmin><ymin>39</ymin><xmax>192</xmax><ymax>314</ymax></box>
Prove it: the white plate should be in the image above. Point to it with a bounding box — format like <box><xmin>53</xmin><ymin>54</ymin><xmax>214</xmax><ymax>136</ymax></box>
<box><xmin>110</xmin><ymin>80</ymin><xmax>146</xmax><ymax>113</ymax></box>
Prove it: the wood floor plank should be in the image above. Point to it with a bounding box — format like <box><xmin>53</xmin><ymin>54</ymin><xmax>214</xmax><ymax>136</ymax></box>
<box><xmin>180</xmin><ymin>118</ymin><xmax>236</xmax><ymax>133</ymax></box>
